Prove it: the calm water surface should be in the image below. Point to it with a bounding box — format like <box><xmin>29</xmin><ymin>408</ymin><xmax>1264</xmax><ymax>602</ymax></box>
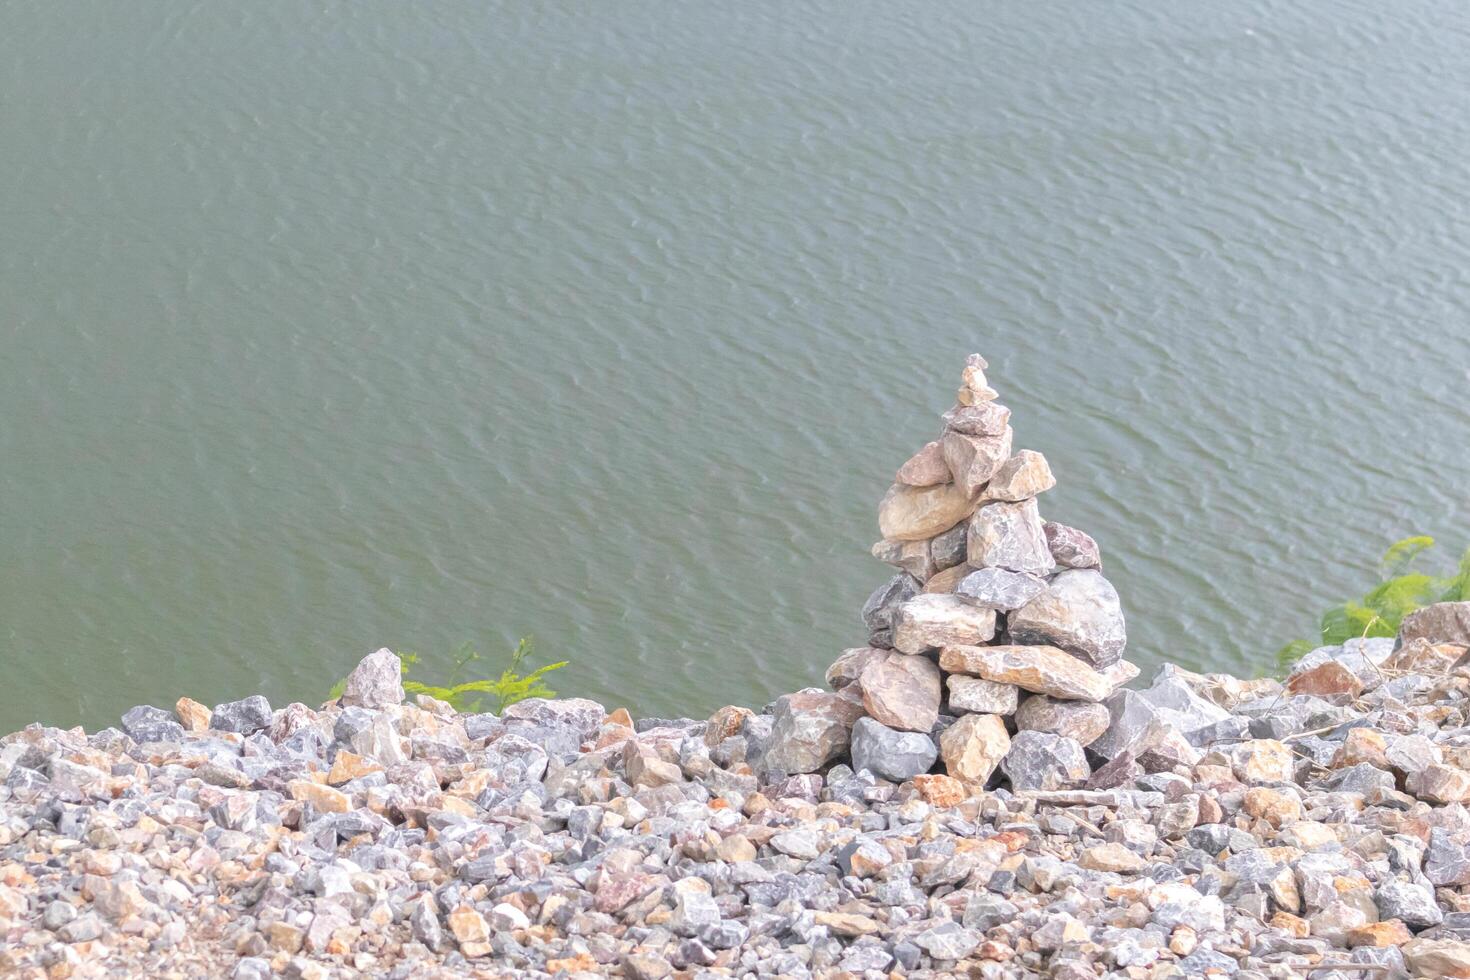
<box><xmin>4</xmin><ymin>1</ymin><xmax>1470</xmax><ymax>732</ymax></box>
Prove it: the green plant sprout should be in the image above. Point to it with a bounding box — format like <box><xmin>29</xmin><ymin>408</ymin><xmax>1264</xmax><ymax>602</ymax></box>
<box><xmin>330</xmin><ymin>638</ymin><xmax>567</xmax><ymax>713</ymax></box>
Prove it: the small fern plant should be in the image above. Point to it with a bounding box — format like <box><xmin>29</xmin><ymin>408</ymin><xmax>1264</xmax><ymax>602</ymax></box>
<box><xmin>1276</xmin><ymin>536</ymin><xmax>1470</xmax><ymax>672</ymax></box>
<box><xmin>331</xmin><ymin>638</ymin><xmax>568</xmax><ymax>713</ymax></box>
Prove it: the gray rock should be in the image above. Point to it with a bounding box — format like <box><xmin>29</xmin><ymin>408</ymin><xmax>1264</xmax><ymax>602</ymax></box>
<box><xmin>912</xmin><ymin>920</ymin><xmax>980</xmax><ymax>961</ymax></box>
<box><xmin>861</xmin><ymin>573</ymin><xmax>922</xmax><ymax>649</ymax></box>
<box><xmin>930</xmin><ymin>523</ymin><xmax>969</xmax><ymax>572</ymax></box>
<box><xmin>955</xmin><ymin>567</ymin><xmax>1047</xmax><ymax>611</ymax></box>
<box><xmin>759</xmin><ymin>689</ymin><xmax>864</xmax><ymax>775</ymax></box>
<box><xmin>340</xmin><ymin>648</ymin><xmax>405</xmax><ymax>710</ymax></box>
<box><xmin>210</xmin><ymin>695</ymin><xmax>273</xmax><ymax>734</ymax></box>
<box><xmin>849</xmin><ymin>717</ymin><xmax>938</xmax><ymax>782</ymax></box>
<box><xmin>1001</xmin><ymin>730</ymin><xmax>1090</xmax><ymax>791</ymax></box>
<box><xmin>1398</xmin><ymin>601</ymin><xmax>1470</xmax><ymax>646</ymax></box>
<box><xmin>1375</xmin><ymin>879</ymin><xmax>1443</xmax><ymax>930</ymax></box>
<box><xmin>121</xmin><ymin>705</ymin><xmax>184</xmax><ymax>743</ymax></box>
<box><xmin>502</xmin><ymin>697</ymin><xmax>607</xmax><ymax>740</ymax></box>
<box><xmin>1009</xmin><ymin>568</ymin><xmax>1127</xmax><ymax>668</ymax></box>
<box><xmin>966</xmin><ymin>498</ymin><xmax>1054</xmax><ymax>576</ymax></box>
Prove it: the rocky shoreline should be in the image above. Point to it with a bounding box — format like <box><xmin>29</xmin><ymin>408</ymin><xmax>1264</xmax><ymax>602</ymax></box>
<box><xmin>6</xmin><ymin>357</ymin><xmax>1470</xmax><ymax>979</ymax></box>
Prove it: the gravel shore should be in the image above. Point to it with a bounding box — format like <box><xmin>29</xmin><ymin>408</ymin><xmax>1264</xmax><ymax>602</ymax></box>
<box><xmin>5</xmin><ymin>633</ymin><xmax>1470</xmax><ymax>979</ymax></box>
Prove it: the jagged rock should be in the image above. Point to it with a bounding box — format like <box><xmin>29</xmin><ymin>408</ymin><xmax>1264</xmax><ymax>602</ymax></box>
<box><xmin>211</xmin><ymin>695</ymin><xmax>272</xmax><ymax>734</ymax></box>
<box><xmin>955</xmin><ymin>567</ymin><xmax>1047</xmax><ymax>611</ymax></box>
<box><xmin>966</xmin><ymin>498</ymin><xmax>1053</xmax><ymax>576</ymax></box>
<box><xmin>1001</xmin><ymin>731</ymin><xmax>1090</xmax><ymax>791</ymax></box>
<box><xmin>503</xmin><ymin>698</ymin><xmax>607</xmax><ymax>739</ymax></box>
<box><xmin>1014</xmin><ymin>696</ymin><xmax>1110</xmax><ymax>747</ymax></box>
<box><xmin>939</xmin><ymin>644</ymin><xmax>1116</xmax><ymax>702</ymax></box>
<box><xmin>870</xmin><ymin>538</ymin><xmax>936</xmax><ymax>582</ymax></box>
<box><xmin>861</xmin><ymin>573</ymin><xmax>922</xmax><ymax>648</ymax></box>
<box><xmin>760</xmin><ymin>689</ymin><xmax>864</xmax><ymax>775</ymax></box>
<box><xmin>895</xmin><ymin>440</ymin><xmax>951</xmax><ymax>487</ymax></box>
<box><xmin>174</xmin><ymin>697</ymin><xmax>211</xmax><ymax>732</ymax></box>
<box><xmin>1285</xmin><ymin>660</ymin><xmax>1364</xmax><ymax>702</ymax></box>
<box><xmin>1042</xmin><ymin>522</ymin><xmax>1101</xmax><ymax>569</ymax></box>
<box><xmin>1404</xmin><ymin>938</ymin><xmax>1470</xmax><ymax>978</ymax></box>
<box><xmin>1377</xmin><ymin>880</ymin><xmax>1443</xmax><ymax>931</ymax></box>
<box><xmin>1399</xmin><ymin>602</ymin><xmax>1470</xmax><ymax>646</ymax></box>
<box><xmin>1008</xmin><ymin>568</ymin><xmax>1127</xmax><ymax>668</ymax></box>
<box><xmin>877</xmin><ymin>482</ymin><xmax>974</xmax><ymax>542</ymax></box>
<box><xmin>825</xmin><ymin>647</ymin><xmax>889</xmax><ymax>690</ymax></box>
<box><xmin>941</xmin><ymin>428</ymin><xmax>1012</xmax><ymax>499</ymax></box>
<box><xmin>942</xmin><ymin>401</ymin><xmax>1011</xmax><ymax>437</ymax></box>
<box><xmin>931</xmin><ymin>523</ymin><xmax>969</xmax><ymax>571</ymax></box>
<box><xmin>121</xmin><ymin>705</ymin><xmax>184</xmax><ymax>743</ymax></box>
<box><xmin>891</xmin><ymin>594</ymin><xmax>997</xmax><ymax>654</ymax></box>
<box><xmin>958</xmin><ymin>353</ymin><xmax>998</xmax><ymax>403</ymax></box>
<box><xmin>938</xmin><ymin>714</ymin><xmax>1009</xmax><ymax>784</ymax></box>
<box><xmin>984</xmin><ymin>450</ymin><xmax>1056</xmax><ymax>502</ymax></box>
<box><xmin>858</xmin><ymin>652</ymin><xmax>941</xmax><ymax>732</ymax></box>
<box><xmin>946</xmin><ymin>676</ymin><xmax>1019</xmax><ymax>715</ymax></box>
<box><xmin>339</xmin><ymin>648</ymin><xmax>405</xmax><ymax>710</ymax></box>
<box><xmin>850</xmin><ymin>717</ymin><xmax>938</xmax><ymax>781</ymax></box>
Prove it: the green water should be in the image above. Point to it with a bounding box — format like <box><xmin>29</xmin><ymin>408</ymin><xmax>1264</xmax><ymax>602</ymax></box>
<box><xmin>4</xmin><ymin>0</ymin><xmax>1470</xmax><ymax>732</ymax></box>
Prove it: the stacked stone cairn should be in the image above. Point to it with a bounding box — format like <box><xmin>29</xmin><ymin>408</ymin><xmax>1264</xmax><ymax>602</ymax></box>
<box><xmin>761</xmin><ymin>353</ymin><xmax>1147</xmax><ymax>793</ymax></box>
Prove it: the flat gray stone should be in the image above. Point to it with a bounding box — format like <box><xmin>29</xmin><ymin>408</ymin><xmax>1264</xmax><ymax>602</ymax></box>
<box><xmin>850</xmin><ymin>717</ymin><xmax>938</xmax><ymax>782</ymax></box>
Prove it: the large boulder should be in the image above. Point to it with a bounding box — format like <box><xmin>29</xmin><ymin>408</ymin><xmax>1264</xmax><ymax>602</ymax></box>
<box><xmin>947</xmin><ymin>676</ymin><xmax>1020</xmax><ymax>715</ymax></box>
<box><xmin>966</xmin><ymin>499</ymin><xmax>1054</xmax><ymax>577</ymax></box>
<box><xmin>825</xmin><ymin>647</ymin><xmax>889</xmax><ymax>690</ymax></box>
<box><xmin>850</xmin><ymin>717</ymin><xmax>938</xmax><ymax>781</ymax></box>
<box><xmin>858</xmin><ymin>652</ymin><xmax>942</xmax><ymax>733</ymax></box>
<box><xmin>1014</xmin><ymin>696</ymin><xmax>1110</xmax><ymax>747</ymax></box>
<box><xmin>1008</xmin><ymin>569</ymin><xmax>1127</xmax><ymax>668</ymax></box>
<box><xmin>941</xmin><ymin>402</ymin><xmax>1011</xmax><ymax>437</ymax></box>
<box><xmin>502</xmin><ymin>698</ymin><xmax>608</xmax><ymax>740</ymax></box>
<box><xmin>939</xmin><ymin>644</ymin><xmax>1117</xmax><ymax>702</ymax></box>
<box><xmin>759</xmin><ymin>689</ymin><xmax>865</xmax><ymax>775</ymax></box>
<box><xmin>878</xmin><ymin>483</ymin><xmax>973</xmax><ymax>541</ymax></box>
<box><xmin>891</xmin><ymin>594</ymin><xmax>997</xmax><ymax>654</ymax></box>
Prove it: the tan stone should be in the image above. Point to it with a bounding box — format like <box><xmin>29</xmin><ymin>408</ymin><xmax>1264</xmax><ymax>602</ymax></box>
<box><xmin>1243</xmin><ymin>787</ymin><xmax>1303</xmax><ymax>828</ymax></box>
<box><xmin>859</xmin><ymin>652</ymin><xmax>942</xmax><ymax>732</ymax></box>
<box><xmin>1404</xmin><ymin>938</ymin><xmax>1470</xmax><ymax>978</ymax></box>
<box><xmin>715</xmin><ymin>835</ymin><xmax>756</xmax><ymax>863</ymax></box>
<box><xmin>1014</xmin><ymin>695</ymin><xmax>1110</xmax><ymax>747</ymax></box>
<box><xmin>892</xmin><ymin>595</ymin><xmax>997</xmax><ymax>654</ymax></box>
<box><xmin>1230</xmin><ymin>740</ymin><xmax>1295</xmax><ymax>784</ymax></box>
<box><xmin>878</xmin><ymin>482</ymin><xmax>974</xmax><ymax>542</ymax></box>
<box><xmin>813</xmin><ymin>912</ymin><xmax>881</xmax><ymax>937</ymax></box>
<box><xmin>604</xmin><ymin>707</ymin><xmax>634</xmax><ymax>729</ymax></box>
<box><xmin>1333</xmin><ymin>728</ymin><xmax>1389</xmax><ymax>770</ymax></box>
<box><xmin>1270</xmin><ymin>911</ymin><xmax>1310</xmax><ymax>938</ymax></box>
<box><xmin>896</xmin><ymin>440</ymin><xmax>951</xmax><ymax>487</ymax></box>
<box><xmin>947</xmin><ymin>676</ymin><xmax>1020</xmax><ymax>715</ymax></box>
<box><xmin>913</xmin><ymin>773</ymin><xmax>970</xmax><ymax>807</ymax></box>
<box><xmin>871</xmin><ymin>537</ymin><xmax>936</xmax><ymax>581</ymax></box>
<box><xmin>939</xmin><ymin>714</ymin><xmax>1010</xmax><ymax>783</ymax></box>
<box><xmin>327</xmin><ymin>751</ymin><xmax>383</xmax><ymax>786</ymax></box>
<box><xmin>983</xmin><ymin>450</ymin><xmax>1055</xmax><ymax>502</ymax></box>
<box><xmin>704</xmin><ymin>705</ymin><xmax>754</xmax><ymax>746</ymax></box>
<box><xmin>174</xmin><ymin>697</ymin><xmax>211</xmax><ymax>733</ymax></box>
<box><xmin>448</xmin><ymin>905</ymin><xmax>490</xmax><ymax>945</ymax></box>
<box><xmin>939</xmin><ymin>645</ymin><xmax>1114</xmax><ymax>702</ymax></box>
<box><xmin>267</xmin><ymin>922</ymin><xmax>305</xmax><ymax>953</ymax></box>
<box><xmin>1348</xmin><ymin>920</ymin><xmax>1413</xmax><ymax>948</ymax></box>
<box><xmin>1079</xmin><ymin>843</ymin><xmax>1147</xmax><ymax>873</ymax></box>
<box><xmin>288</xmin><ymin>779</ymin><xmax>352</xmax><ymax>814</ymax></box>
<box><xmin>923</xmin><ymin>564</ymin><xmax>971</xmax><ymax>594</ymax></box>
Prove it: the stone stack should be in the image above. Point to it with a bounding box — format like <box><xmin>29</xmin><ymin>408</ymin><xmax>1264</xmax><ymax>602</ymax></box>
<box><xmin>783</xmin><ymin>354</ymin><xmax>1141</xmax><ymax>791</ymax></box>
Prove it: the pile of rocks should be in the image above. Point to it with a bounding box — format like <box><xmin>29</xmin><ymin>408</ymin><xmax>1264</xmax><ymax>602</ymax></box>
<box><xmin>757</xmin><ymin>354</ymin><xmax>1143</xmax><ymax>793</ymax></box>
